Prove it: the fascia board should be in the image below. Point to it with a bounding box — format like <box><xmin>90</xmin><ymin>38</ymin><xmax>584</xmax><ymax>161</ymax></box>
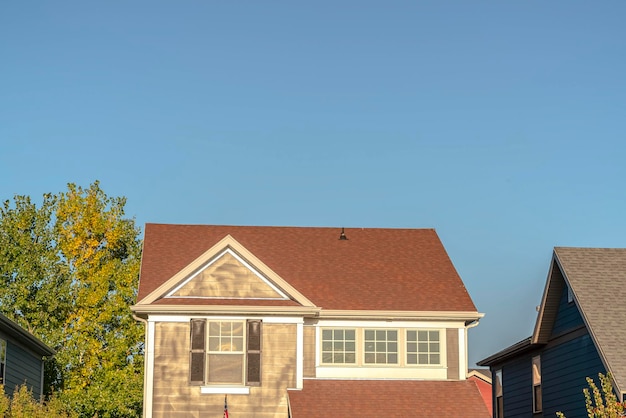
<box><xmin>130</xmin><ymin>303</ymin><xmax>321</xmax><ymax>317</ymax></box>
<box><xmin>532</xmin><ymin>252</ymin><xmax>560</xmax><ymax>344</ymax></box>
<box><xmin>318</xmin><ymin>310</ymin><xmax>484</xmax><ymax>322</ymax></box>
<box><xmin>137</xmin><ymin>234</ymin><xmax>316</xmax><ymax>307</ymax></box>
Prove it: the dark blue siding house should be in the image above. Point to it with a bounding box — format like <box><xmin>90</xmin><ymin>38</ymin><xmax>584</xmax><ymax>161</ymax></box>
<box><xmin>0</xmin><ymin>313</ymin><xmax>54</xmax><ymax>399</ymax></box>
<box><xmin>478</xmin><ymin>247</ymin><xmax>626</xmax><ymax>418</ymax></box>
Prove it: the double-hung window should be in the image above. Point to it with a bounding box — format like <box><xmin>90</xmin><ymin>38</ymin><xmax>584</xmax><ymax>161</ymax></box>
<box><xmin>190</xmin><ymin>319</ymin><xmax>261</xmax><ymax>386</ymax></box>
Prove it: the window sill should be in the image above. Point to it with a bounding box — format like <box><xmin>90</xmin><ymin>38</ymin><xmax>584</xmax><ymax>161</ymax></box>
<box><xmin>200</xmin><ymin>386</ymin><xmax>250</xmax><ymax>395</ymax></box>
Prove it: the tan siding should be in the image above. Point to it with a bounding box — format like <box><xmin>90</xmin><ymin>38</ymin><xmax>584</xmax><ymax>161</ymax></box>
<box><xmin>171</xmin><ymin>252</ymin><xmax>282</xmax><ymax>298</ymax></box>
<box><xmin>446</xmin><ymin>328</ymin><xmax>459</xmax><ymax>380</ymax></box>
<box><xmin>303</xmin><ymin>325</ymin><xmax>316</xmax><ymax>378</ymax></box>
<box><xmin>152</xmin><ymin>321</ymin><xmax>297</xmax><ymax>418</ymax></box>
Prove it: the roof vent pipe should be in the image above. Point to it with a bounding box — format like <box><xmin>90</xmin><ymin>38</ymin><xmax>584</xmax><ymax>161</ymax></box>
<box><xmin>339</xmin><ymin>227</ymin><xmax>348</xmax><ymax>240</ymax></box>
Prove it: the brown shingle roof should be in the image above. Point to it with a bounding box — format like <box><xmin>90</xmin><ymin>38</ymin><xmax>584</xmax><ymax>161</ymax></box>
<box><xmin>137</xmin><ymin>224</ymin><xmax>477</xmax><ymax>312</ymax></box>
<box><xmin>288</xmin><ymin>379</ymin><xmax>490</xmax><ymax>418</ymax></box>
<box><xmin>554</xmin><ymin>247</ymin><xmax>626</xmax><ymax>394</ymax></box>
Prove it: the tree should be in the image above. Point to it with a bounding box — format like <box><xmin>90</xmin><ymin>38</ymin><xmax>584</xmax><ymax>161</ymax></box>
<box><xmin>557</xmin><ymin>373</ymin><xmax>625</xmax><ymax>418</ymax></box>
<box><xmin>0</xmin><ymin>182</ymin><xmax>144</xmax><ymax>417</ymax></box>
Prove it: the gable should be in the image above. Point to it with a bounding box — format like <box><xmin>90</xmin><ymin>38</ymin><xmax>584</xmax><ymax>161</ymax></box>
<box><xmin>550</xmin><ymin>283</ymin><xmax>584</xmax><ymax>337</ymax></box>
<box><xmin>532</xmin><ymin>256</ymin><xmax>567</xmax><ymax>344</ymax></box>
<box><xmin>136</xmin><ymin>234</ymin><xmax>315</xmax><ymax>307</ymax></box>
<box><xmin>167</xmin><ymin>249</ymin><xmax>288</xmax><ymax>300</ymax></box>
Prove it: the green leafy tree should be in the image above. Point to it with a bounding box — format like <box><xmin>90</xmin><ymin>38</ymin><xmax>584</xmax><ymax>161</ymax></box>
<box><xmin>0</xmin><ymin>182</ymin><xmax>144</xmax><ymax>417</ymax></box>
<box><xmin>557</xmin><ymin>373</ymin><xmax>625</xmax><ymax>418</ymax></box>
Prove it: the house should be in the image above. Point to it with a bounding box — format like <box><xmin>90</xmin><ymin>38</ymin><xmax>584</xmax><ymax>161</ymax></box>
<box><xmin>131</xmin><ymin>224</ymin><xmax>489</xmax><ymax>417</ymax></box>
<box><xmin>478</xmin><ymin>247</ymin><xmax>626</xmax><ymax>418</ymax></box>
<box><xmin>468</xmin><ymin>368</ymin><xmax>493</xmax><ymax>416</ymax></box>
<box><xmin>0</xmin><ymin>312</ymin><xmax>54</xmax><ymax>399</ymax></box>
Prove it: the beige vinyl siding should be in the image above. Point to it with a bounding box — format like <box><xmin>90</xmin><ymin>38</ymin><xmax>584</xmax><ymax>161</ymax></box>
<box><xmin>303</xmin><ymin>325</ymin><xmax>316</xmax><ymax>377</ymax></box>
<box><xmin>152</xmin><ymin>321</ymin><xmax>297</xmax><ymax>418</ymax></box>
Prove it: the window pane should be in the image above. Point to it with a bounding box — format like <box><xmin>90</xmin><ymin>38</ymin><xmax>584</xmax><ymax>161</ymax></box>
<box><xmin>388</xmin><ymin>330</ymin><xmax>397</xmax><ymax>340</ymax></box>
<box><xmin>376</xmin><ymin>330</ymin><xmax>385</xmax><ymax>340</ymax></box>
<box><xmin>345</xmin><ymin>353</ymin><xmax>356</xmax><ymax>363</ymax></box>
<box><xmin>208</xmin><ymin>354</ymin><xmax>243</xmax><ymax>384</ymax></box>
<box><xmin>209</xmin><ymin>321</ymin><xmax>220</xmax><ymax>335</ymax></box>
<box><xmin>429</xmin><ymin>331</ymin><xmax>439</xmax><ymax>341</ymax></box>
<box><xmin>365</xmin><ymin>330</ymin><xmax>374</xmax><ymax>340</ymax></box>
<box><xmin>407</xmin><ymin>342</ymin><xmax>417</xmax><ymax>352</ymax></box>
<box><xmin>376</xmin><ymin>353</ymin><xmax>386</xmax><ymax>363</ymax></box>
<box><xmin>334</xmin><ymin>329</ymin><xmax>344</xmax><ymax>339</ymax></box>
<box><xmin>334</xmin><ymin>353</ymin><xmax>344</xmax><ymax>363</ymax></box>
<box><xmin>418</xmin><ymin>343</ymin><xmax>428</xmax><ymax>352</ymax></box>
<box><xmin>231</xmin><ymin>322</ymin><xmax>244</xmax><ymax>336</ymax></box>
<box><xmin>208</xmin><ymin>336</ymin><xmax>220</xmax><ymax>351</ymax></box>
<box><xmin>407</xmin><ymin>353</ymin><xmax>417</xmax><ymax>364</ymax></box>
<box><xmin>418</xmin><ymin>330</ymin><xmax>428</xmax><ymax>341</ymax></box>
<box><xmin>230</xmin><ymin>336</ymin><xmax>244</xmax><ymax>351</ymax></box>
<box><xmin>430</xmin><ymin>354</ymin><xmax>440</xmax><ymax>364</ymax></box>
<box><xmin>364</xmin><ymin>353</ymin><xmax>375</xmax><ymax>363</ymax></box>
<box><xmin>388</xmin><ymin>353</ymin><xmax>397</xmax><ymax>364</ymax></box>
<box><xmin>388</xmin><ymin>342</ymin><xmax>397</xmax><ymax>352</ymax></box>
<box><xmin>407</xmin><ymin>330</ymin><xmax>416</xmax><ymax>341</ymax></box>
<box><xmin>345</xmin><ymin>342</ymin><xmax>355</xmax><ymax>352</ymax></box>
<box><xmin>418</xmin><ymin>354</ymin><xmax>429</xmax><ymax>364</ymax></box>
<box><xmin>322</xmin><ymin>353</ymin><xmax>333</xmax><ymax>363</ymax></box>
<box><xmin>430</xmin><ymin>343</ymin><xmax>439</xmax><ymax>352</ymax></box>
<box><xmin>345</xmin><ymin>330</ymin><xmax>355</xmax><ymax>340</ymax></box>
<box><xmin>376</xmin><ymin>342</ymin><xmax>386</xmax><ymax>352</ymax></box>
<box><xmin>322</xmin><ymin>341</ymin><xmax>332</xmax><ymax>351</ymax></box>
<box><xmin>322</xmin><ymin>329</ymin><xmax>332</xmax><ymax>340</ymax></box>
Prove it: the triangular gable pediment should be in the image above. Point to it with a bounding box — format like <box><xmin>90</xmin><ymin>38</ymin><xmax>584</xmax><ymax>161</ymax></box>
<box><xmin>532</xmin><ymin>254</ymin><xmax>566</xmax><ymax>344</ymax></box>
<box><xmin>168</xmin><ymin>249</ymin><xmax>287</xmax><ymax>299</ymax></box>
<box><xmin>137</xmin><ymin>235</ymin><xmax>316</xmax><ymax>307</ymax></box>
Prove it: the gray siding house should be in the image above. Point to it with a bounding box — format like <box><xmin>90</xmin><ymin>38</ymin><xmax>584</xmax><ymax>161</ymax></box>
<box><xmin>478</xmin><ymin>247</ymin><xmax>626</xmax><ymax>418</ymax></box>
<box><xmin>0</xmin><ymin>313</ymin><xmax>54</xmax><ymax>398</ymax></box>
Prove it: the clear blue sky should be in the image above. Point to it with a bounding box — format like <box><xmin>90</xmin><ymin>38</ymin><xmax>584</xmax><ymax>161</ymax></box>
<box><xmin>2</xmin><ymin>1</ymin><xmax>625</xmax><ymax>367</ymax></box>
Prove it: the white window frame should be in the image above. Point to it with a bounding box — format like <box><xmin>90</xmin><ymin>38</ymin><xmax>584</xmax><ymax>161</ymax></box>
<box><xmin>321</xmin><ymin>328</ymin><xmax>357</xmax><ymax>364</ymax></box>
<box><xmin>318</xmin><ymin>327</ymin><xmax>442</xmax><ymax>367</ymax></box>
<box><xmin>406</xmin><ymin>329</ymin><xmax>441</xmax><ymax>365</ymax></box>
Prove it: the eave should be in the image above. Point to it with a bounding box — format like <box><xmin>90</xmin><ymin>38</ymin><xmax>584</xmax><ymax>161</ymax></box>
<box><xmin>477</xmin><ymin>337</ymin><xmax>541</xmax><ymax>367</ymax></box>
<box><xmin>0</xmin><ymin>313</ymin><xmax>55</xmax><ymax>357</ymax></box>
<box><xmin>130</xmin><ymin>304</ymin><xmax>321</xmax><ymax>318</ymax></box>
<box><xmin>318</xmin><ymin>310</ymin><xmax>484</xmax><ymax>324</ymax></box>
<box><xmin>132</xmin><ymin>304</ymin><xmax>483</xmax><ymax>325</ymax></box>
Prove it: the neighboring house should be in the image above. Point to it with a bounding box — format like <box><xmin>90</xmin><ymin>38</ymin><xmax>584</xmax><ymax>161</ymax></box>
<box><xmin>132</xmin><ymin>224</ymin><xmax>489</xmax><ymax>418</ymax></box>
<box><xmin>0</xmin><ymin>312</ymin><xmax>54</xmax><ymax>399</ymax></box>
<box><xmin>468</xmin><ymin>368</ymin><xmax>493</xmax><ymax>416</ymax></box>
<box><xmin>478</xmin><ymin>247</ymin><xmax>626</xmax><ymax>418</ymax></box>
